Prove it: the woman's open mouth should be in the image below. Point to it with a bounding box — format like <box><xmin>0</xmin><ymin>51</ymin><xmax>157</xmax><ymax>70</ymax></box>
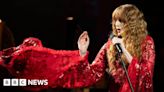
<box><xmin>117</xmin><ymin>29</ymin><xmax>121</xmax><ymax>33</ymax></box>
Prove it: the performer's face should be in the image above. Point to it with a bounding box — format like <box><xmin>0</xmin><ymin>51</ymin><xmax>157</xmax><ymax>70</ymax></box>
<box><xmin>115</xmin><ymin>20</ymin><xmax>124</xmax><ymax>36</ymax></box>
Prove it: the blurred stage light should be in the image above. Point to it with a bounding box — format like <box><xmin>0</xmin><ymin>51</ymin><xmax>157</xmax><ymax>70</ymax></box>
<box><xmin>66</xmin><ymin>17</ymin><xmax>74</xmax><ymax>20</ymax></box>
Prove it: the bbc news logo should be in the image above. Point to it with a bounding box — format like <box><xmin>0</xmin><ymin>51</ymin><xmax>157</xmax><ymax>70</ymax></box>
<box><xmin>3</xmin><ymin>79</ymin><xmax>48</xmax><ymax>86</ymax></box>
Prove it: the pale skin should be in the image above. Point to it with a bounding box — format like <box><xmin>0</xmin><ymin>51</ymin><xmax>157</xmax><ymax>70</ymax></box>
<box><xmin>77</xmin><ymin>31</ymin><xmax>90</xmax><ymax>57</ymax></box>
<box><xmin>112</xmin><ymin>20</ymin><xmax>133</xmax><ymax>63</ymax></box>
<box><xmin>77</xmin><ymin>20</ymin><xmax>132</xmax><ymax>63</ymax></box>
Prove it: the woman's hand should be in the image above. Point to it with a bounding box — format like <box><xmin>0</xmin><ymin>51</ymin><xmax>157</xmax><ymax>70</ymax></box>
<box><xmin>77</xmin><ymin>31</ymin><xmax>90</xmax><ymax>57</ymax></box>
<box><xmin>112</xmin><ymin>37</ymin><xmax>132</xmax><ymax>63</ymax></box>
<box><xmin>112</xmin><ymin>37</ymin><xmax>125</xmax><ymax>49</ymax></box>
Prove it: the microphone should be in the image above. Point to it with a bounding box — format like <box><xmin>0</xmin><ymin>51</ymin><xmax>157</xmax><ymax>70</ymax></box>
<box><xmin>109</xmin><ymin>33</ymin><xmax>134</xmax><ymax>92</ymax></box>
<box><xmin>109</xmin><ymin>33</ymin><xmax>122</xmax><ymax>53</ymax></box>
<box><xmin>115</xmin><ymin>43</ymin><xmax>122</xmax><ymax>53</ymax></box>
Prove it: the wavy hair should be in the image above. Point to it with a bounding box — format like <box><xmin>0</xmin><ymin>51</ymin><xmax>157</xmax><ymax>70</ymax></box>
<box><xmin>107</xmin><ymin>4</ymin><xmax>148</xmax><ymax>72</ymax></box>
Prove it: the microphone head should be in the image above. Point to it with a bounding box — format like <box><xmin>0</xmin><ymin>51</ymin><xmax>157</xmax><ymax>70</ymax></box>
<box><xmin>109</xmin><ymin>33</ymin><xmax>122</xmax><ymax>39</ymax></box>
<box><xmin>109</xmin><ymin>33</ymin><xmax>115</xmax><ymax>39</ymax></box>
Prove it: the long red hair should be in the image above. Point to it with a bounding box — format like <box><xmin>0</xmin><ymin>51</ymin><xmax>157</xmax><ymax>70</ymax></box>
<box><xmin>107</xmin><ymin>4</ymin><xmax>148</xmax><ymax>72</ymax></box>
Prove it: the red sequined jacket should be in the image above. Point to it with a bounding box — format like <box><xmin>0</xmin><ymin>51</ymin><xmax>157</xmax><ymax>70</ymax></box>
<box><xmin>0</xmin><ymin>35</ymin><xmax>155</xmax><ymax>92</ymax></box>
<box><xmin>106</xmin><ymin>35</ymin><xmax>155</xmax><ymax>92</ymax></box>
<box><xmin>0</xmin><ymin>37</ymin><xmax>106</xmax><ymax>91</ymax></box>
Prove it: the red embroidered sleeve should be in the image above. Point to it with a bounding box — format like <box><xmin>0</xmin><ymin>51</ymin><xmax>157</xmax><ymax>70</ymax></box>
<box><xmin>120</xmin><ymin>36</ymin><xmax>155</xmax><ymax>92</ymax></box>
<box><xmin>56</xmin><ymin>43</ymin><xmax>107</xmax><ymax>88</ymax></box>
<box><xmin>0</xmin><ymin>37</ymin><xmax>107</xmax><ymax>91</ymax></box>
<box><xmin>138</xmin><ymin>36</ymin><xmax>155</xmax><ymax>92</ymax></box>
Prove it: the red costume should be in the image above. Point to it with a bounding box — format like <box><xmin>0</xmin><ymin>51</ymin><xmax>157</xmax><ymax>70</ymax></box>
<box><xmin>107</xmin><ymin>35</ymin><xmax>155</xmax><ymax>92</ymax></box>
<box><xmin>0</xmin><ymin>35</ymin><xmax>155</xmax><ymax>92</ymax></box>
<box><xmin>0</xmin><ymin>37</ymin><xmax>106</xmax><ymax>91</ymax></box>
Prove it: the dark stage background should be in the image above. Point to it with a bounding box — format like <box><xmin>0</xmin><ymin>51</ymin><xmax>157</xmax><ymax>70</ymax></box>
<box><xmin>0</xmin><ymin>0</ymin><xmax>163</xmax><ymax>92</ymax></box>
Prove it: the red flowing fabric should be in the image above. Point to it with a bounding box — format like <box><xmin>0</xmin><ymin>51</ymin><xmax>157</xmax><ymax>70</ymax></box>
<box><xmin>0</xmin><ymin>37</ymin><xmax>106</xmax><ymax>91</ymax></box>
<box><xmin>0</xmin><ymin>35</ymin><xmax>155</xmax><ymax>92</ymax></box>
